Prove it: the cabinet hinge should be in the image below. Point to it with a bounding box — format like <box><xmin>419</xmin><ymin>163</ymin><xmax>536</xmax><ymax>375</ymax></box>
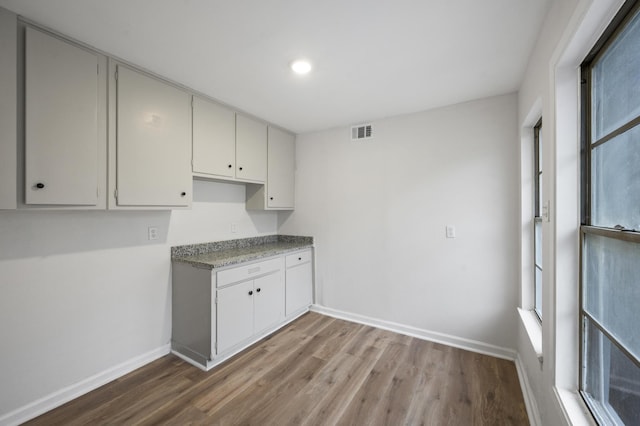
<box><xmin>215</xmin><ymin>341</ymin><xmax>217</xmax><ymax>352</ymax></box>
<box><xmin>191</xmin><ymin>97</ymin><xmax>194</xmax><ymax>108</ymax></box>
<box><xmin>114</xmin><ymin>70</ymin><xmax>118</xmax><ymax>81</ymax></box>
<box><xmin>114</xmin><ymin>188</ymin><xmax>118</xmax><ymax>199</ymax></box>
<box><xmin>97</xmin><ymin>63</ymin><xmax>99</xmax><ymax>74</ymax></box>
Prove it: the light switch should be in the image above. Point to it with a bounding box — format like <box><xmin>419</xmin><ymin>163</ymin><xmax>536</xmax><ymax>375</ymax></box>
<box><xmin>446</xmin><ymin>225</ymin><xmax>456</xmax><ymax>239</ymax></box>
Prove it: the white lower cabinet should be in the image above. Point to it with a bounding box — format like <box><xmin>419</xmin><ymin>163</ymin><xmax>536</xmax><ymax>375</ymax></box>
<box><xmin>253</xmin><ymin>272</ymin><xmax>286</xmax><ymax>333</ymax></box>
<box><xmin>172</xmin><ymin>249</ymin><xmax>313</xmax><ymax>371</ymax></box>
<box><xmin>217</xmin><ymin>270</ymin><xmax>284</xmax><ymax>354</ymax></box>
<box><xmin>285</xmin><ymin>250</ymin><xmax>313</xmax><ymax>315</ymax></box>
<box><xmin>217</xmin><ymin>280</ymin><xmax>255</xmax><ymax>353</ymax></box>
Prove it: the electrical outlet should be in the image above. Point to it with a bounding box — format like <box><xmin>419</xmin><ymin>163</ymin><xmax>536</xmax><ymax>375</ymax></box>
<box><xmin>148</xmin><ymin>226</ymin><xmax>159</xmax><ymax>241</ymax></box>
<box><xmin>231</xmin><ymin>223</ymin><xmax>238</xmax><ymax>233</ymax></box>
<box><xmin>445</xmin><ymin>225</ymin><xmax>456</xmax><ymax>239</ymax></box>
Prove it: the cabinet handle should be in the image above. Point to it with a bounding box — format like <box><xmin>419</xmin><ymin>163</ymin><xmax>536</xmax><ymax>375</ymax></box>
<box><xmin>180</xmin><ymin>192</ymin><xmax>187</xmax><ymax>197</ymax></box>
<box><xmin>228</xmin><ymin>164</ymin><xmax>232</xmax><ymax>168</ymax></box>
<box><xmin>35</xmin><ymin>183</ymin><xmax>45</xmax><ymax>189</ymax></box>
<box><xmin>248</xmin><ymin>290</ymin><xmax>253</xmax><ymax>296</ymax></box>
<box><xmin>239</xmin><ymin>167</ymin><xmax>243</xmax><ymax>171</ymax></box>
<box><xmin>256</xmin><ymin>288</ymin><xmax>261</xmax><ymax>293</ymax></box>
<box><xmin>270</xmin><ymin>197</ymin><xmax>274</xmax><ymax>200</ymax></box>
<box><xmin>298</xmin><ymin>257</ymin><xmax>302</xmax><ymax>261</ymax></box>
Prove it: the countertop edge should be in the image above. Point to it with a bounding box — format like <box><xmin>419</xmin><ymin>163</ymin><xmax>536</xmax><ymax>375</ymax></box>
<box><xmin>172</xmin><ymin>243</ymin><xmax>313</xmax><ymax>270</ymax></box>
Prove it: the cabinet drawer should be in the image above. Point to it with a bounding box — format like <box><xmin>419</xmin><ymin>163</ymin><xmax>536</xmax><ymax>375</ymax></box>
<box><xmin>285</xmin><ymin>250</ymin><xmax>312</xmax><ymax>268</ymax></box>
<box><xmin>217</xmin><ymin>257</ymin><xmax>282</xmax><ymax>287</ymax></box>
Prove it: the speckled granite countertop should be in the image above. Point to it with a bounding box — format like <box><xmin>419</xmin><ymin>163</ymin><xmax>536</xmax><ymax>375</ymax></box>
<box><xmin>171</xmin><ymin>235</ymin><xmax>313</xmax><ymax>270</ymax></box>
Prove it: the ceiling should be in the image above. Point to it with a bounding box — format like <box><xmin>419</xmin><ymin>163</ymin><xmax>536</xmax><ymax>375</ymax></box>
<box><xmin>0</xmin><ymin>0</ymin><xmax>550</xmax><ymax>134</ymax></box>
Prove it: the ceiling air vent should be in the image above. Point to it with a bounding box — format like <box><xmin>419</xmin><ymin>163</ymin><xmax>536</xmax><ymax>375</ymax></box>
<box><xmin>351</xmin><ymin>124</ymin><xmax>373</xmax><ymax>141</ymax></box>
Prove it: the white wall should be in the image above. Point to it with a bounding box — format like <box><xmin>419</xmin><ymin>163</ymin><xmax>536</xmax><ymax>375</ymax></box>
<box><xmin>279</xmin><ymin>94</ymin><xmax>520</xmax><ymax>350</ymax></box>
<box><xmin>0</xmin><ymin>179</ymin><xmax>277</xmax><ymax>419</ymax></box>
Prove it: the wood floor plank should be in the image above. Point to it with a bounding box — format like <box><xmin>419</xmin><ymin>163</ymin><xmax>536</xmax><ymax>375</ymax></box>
<box><xmin>25</xmin><ymin>312</ymin><xmax>529</xmax><ymax>426</ymax></box>
<box><xmin>212</xmin><ymin>354</ymin><xmax>326</xmax><ymax>425</ymax></box>
<box><xmin>271</xmin><ymin>336</ymin><xmax>384</xmax><ymax>426</ymax></box>
<box><xmin>405</xmin><ymin>341</ymin><xmax>450</xmax><ymax>425</ymax></box>
<box><xmin>270</xmin><ymin>352</ymin><xmax>363</xmax><ymax>425</ymax></box>
<box><xmin>335</xmin><ymin>341</ymin><xmax>412</xmax><ymax>425</ymax></box>
<box><xmin>136</xmin><ymin>349</ymin><xmax>271</xmax><ymax>425</ymax></box>
<box><xmin>194</xmin><ymin>316</ymin><xmax>337</xmax><ymax>416</ymax></box>
<box><xmin>301</xmin><ymin>341</ymin><xmax>387</xmax><ymax>425</ymax></box>
<box><xmin>203</xmin><ymin>318</ymin><xmax>356</xmax><ymax>422</ymax></box>
<box><xmin>26</xmin><ymin>356</ymin><xmax>189</xmax><ymax>426</ymax></box>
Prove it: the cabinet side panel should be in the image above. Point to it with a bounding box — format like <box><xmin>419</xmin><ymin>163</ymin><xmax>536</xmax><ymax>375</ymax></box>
<box><xmin>245</xmin><ymin>183</ymin><xmax>266</xmax><ymax>210</ymax></box>
<box><xmin>0</xmin><ymin>8</ymin><xmax>17</xmax><ymax>210</ymax></box>
<box><xmin>172</xmin><ymin>262</ymin><xmax>212</xmax><ymax>360</ymax></box>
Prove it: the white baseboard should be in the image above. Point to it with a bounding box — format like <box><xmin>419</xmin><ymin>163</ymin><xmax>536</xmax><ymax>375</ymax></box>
<box><xmin>310</xmin><ymin>304</ymin><xmax>517</xmax><ymax>360</ymax></box>
<box><xmin>0</xmin><ymin>344</ymin><xmax>171</xmax><ymax>426</ymax></box>
<box><xmin>515</xmin><ymin>353</ymin><xmax>542</xmax><ymax>426</ymax></box>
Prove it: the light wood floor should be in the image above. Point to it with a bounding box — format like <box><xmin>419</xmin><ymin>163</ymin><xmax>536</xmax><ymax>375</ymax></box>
<box><xmin>26</xmin><ymin>312</ymin><xmax>529</xmax><ymax>425</ymax></box>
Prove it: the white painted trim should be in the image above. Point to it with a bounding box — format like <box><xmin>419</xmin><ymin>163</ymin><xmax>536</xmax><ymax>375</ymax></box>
<box><xmin>515</xmin><ymin>353</ymin><xmax>542</xmax><ymax>426</ymax></box>
<box><xmin>518</xmin><ymin>308</ymin><xmax>543</xmax><ymax>362</ymax></box>
<box><xmin>0</xmin><ymin>344</ymin><xmax>171</xmax><ymax>426</ymax></box>
<box><xmin>310</xmin><ymin>304</ymin><xmax>517</xmax><ymax>360</ymax></box>
<box><xmin>554</xmin><ymin>387</ymin><xmax>598</xmax><ymax>426</ymax></box>
<box><xmin>171</xmin><ymin>348</ymin><xmax>209</xmax><ymax>371</ymax></box>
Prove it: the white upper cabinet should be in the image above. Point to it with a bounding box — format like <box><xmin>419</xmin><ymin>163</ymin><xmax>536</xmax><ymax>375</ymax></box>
<box><xmin>0</xmin><ymin>8</ymin><xmax>16</xmax><ymax>210</ymax></box>
<box><xmin>235</xmin><ymin>114</ymin><xmax>267</xmax><ymax>183</ymax></box>
<box><xmin>192</xmin><ymin>96</ymin><xmax>235</xmax><ymax>178</ymax></box>
<box><xmin>113</xmin><ymin>65</ymin><xmax>191</xmax><ymax>208</ymax></box>
<box><xmin>246</xmin><ymin>126</ymin><xmax>295</xmax><ymax>210</ymax></box>
<box><xmin>24</xmin><ymin>27</ymin><xmax>101</xmax><ymax>206</ymax></box>
<box><xmin>267</xmin><ymin>126</ymin><xmax>295</xmax><ymax>209</ymax></box>
<box><xmin>193</xmin><ymin>102</ymin><xmax>272</xmax><ymax>187</ymax></box>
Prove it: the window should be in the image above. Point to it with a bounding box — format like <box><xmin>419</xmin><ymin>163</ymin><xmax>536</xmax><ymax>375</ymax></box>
<box><xmin>533</xmin><ymin>119</ymin><xmax>543</xmax><ymax>320</ymax></box>
<box><xmin>580</xmin><ymin>1</ymin><xmax>640</xmax><ymax>424</ymax></box>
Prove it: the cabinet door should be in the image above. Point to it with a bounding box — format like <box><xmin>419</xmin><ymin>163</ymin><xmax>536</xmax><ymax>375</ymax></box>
<box><xmin>285</xmin><ymin>262</ymin><xmax>313</xmax><ymax>316</ymax></box>
<box><xmin>217</xmin><ymin>281</ymin><xmax>255</xmax><ymax>353</ymax></box>
<box><xmin>116</xmin><ymin>66</ymin><xmax>191</xmax><ymax>206</ymax></box>
<box><xmin>253</xmin><ymin>271</ymin><xmax>285</xmax><ymax>333</ymax></box>
<box><xmin>192</xmin><ymin>96</ymin><xmax>235</xmax><ymax>178</ymax></box>
<box><xmin>267</xmin><ymin>127</ymin><xmax>295</xmax><ymax>209</ymax></box>
<box><xmin>25</xmin><ymin>27</ymin><xmax>99</xmax><ymax>205</ymax></box>
<box><xmin>236</xmin><ymin>114</ymin><xmax>267</xmax><ymax>182</ymax></box>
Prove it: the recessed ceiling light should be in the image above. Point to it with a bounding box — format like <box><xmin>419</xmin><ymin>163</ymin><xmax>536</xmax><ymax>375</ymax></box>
<box><xmin>291</xmin><ymin>59</ymin><xmax>312</xmax><ymax>75</ymax></box>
